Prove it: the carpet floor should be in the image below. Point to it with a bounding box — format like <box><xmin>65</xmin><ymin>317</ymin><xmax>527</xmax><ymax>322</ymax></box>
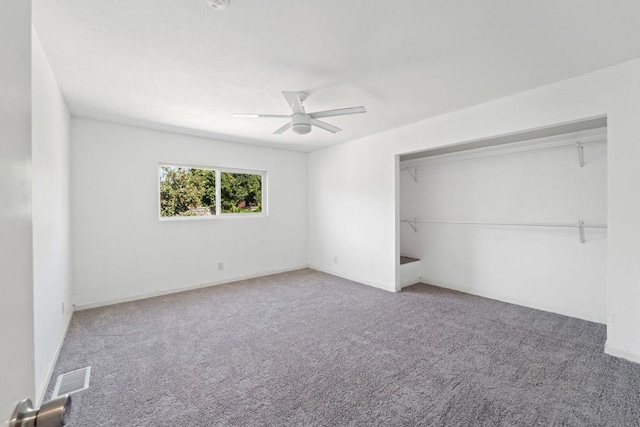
<box><xmin>47</xmin><ymin>269</ymin><xmax>640</xmax><ymax>426</ymax></box>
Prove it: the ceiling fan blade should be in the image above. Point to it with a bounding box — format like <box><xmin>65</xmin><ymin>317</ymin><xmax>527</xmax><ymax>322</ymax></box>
<box><xmin>234</xmin><ymin>113</ymin><xmax>290</xmax><ymax>119</ymax></box>
<box><xmin>309</xmin><ymin>106</ymin><xmax>366</xmax><ymax>119</ymax></box>
<box><xmin>281</xmin><ymin>91</ymin><xmax>307</xmax><ymax>114</ymax></box>
<box><xmin>273</xmin><ymin>122</ymin><xmax>292</xmax><ymax>134</ymax></box>
<box><xmin>311</xmin><ymin>118</ymin><xmax>342</xmax><ymax>134</ymax></box>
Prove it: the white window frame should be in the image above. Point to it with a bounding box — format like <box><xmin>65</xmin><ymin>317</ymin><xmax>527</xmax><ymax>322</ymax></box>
<box><xmin>158</xmin><ymin>162</ymin><xmax>268</xmax><ymax>221</ymax></box>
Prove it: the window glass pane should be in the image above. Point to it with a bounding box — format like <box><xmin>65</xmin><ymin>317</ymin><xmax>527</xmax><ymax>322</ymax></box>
<box><xmin>221</xmin><ymin>172</ymin><xmax>263</xmax><ymax>214</ymax></box>
<box><xmin>160</xmin><ymin>166</ymin><xmax>216</xmax><ymax>217</ymax></box>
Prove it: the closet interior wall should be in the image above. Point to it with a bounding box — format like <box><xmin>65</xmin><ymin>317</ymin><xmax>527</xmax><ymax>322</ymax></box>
<box><xmin>399</xmin><ymin>127</ymin><xmax>607</xmax><ymax>323</ymax></box>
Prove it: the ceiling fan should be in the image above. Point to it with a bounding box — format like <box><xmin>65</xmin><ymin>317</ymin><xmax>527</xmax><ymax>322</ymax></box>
<box><xmin>234</xmin><ymin>91</ymin><xmax>367</xmax><ymax>135</ymax></box>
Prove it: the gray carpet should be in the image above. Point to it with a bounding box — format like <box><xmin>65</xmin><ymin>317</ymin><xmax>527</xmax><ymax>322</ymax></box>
<box><xmin>47</xmin><ymin>269</ymin><xmax>640</xmax><ymax>426</ymax></box>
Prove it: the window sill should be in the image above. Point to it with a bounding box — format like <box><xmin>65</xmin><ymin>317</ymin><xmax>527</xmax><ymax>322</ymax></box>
<box><xmin>159</xmin><ymin>213</ymin><xmax>268</xmax><ymax>221</ymax></box>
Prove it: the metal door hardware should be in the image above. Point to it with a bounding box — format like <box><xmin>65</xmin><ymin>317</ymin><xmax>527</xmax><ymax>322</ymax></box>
<box><xmin>10</xmin><ymin>395</ymin><xmax>71</xmax><ymax>427</ymax></box>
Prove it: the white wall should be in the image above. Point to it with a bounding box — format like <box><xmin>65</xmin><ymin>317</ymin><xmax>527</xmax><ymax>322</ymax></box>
<box><xmin>308</xmin><ymin>57</ymin><xmax>640</xmax><ymax>363</ymax></box>
<box><xmin>400</xmin><ymin>130</ymin><xmax>607</xmax><ymax>323</ymax></box>
<box><xmin>32</xmin><ymin>29</ymin><xmax>73</xmax><ymax>404</ymax></box>
<box><xmin>71</xmin><ymin>118</ymin><xmax>308</xmax><ymax>307</ymax></box>
<box><xmin>0</xmin><ymin>0</ymin><xmax>36</xmax><ymax>423</ymax></box>
<box><xmin>308</xmin><ymin>142</ymin><xmax>396</xmax><ymax>290</ymax></box>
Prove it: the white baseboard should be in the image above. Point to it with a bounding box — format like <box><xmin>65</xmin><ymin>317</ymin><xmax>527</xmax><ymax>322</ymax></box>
<box><xmin>421</xmin><ymin>278</ymin><xmax>606</xmax><ymax>325</ymax></box>
<box><xmin>605</xmin><ymin>342</ymin><xmax>640</xmax><ymax>364</ymax></box>
<box><xmin>74</xmin><ymin>265</ymin><xmax>309</xmax><ymax>311</ymax></box>
<box><xmin>308</xmin><ymin>265</ymin><xmax>396</xmax><ymax>292</ymax></box>
<box><xmin>36</xmin><ymin>305</ymin><xmax>75</xmax><ymax>406</ymax></box>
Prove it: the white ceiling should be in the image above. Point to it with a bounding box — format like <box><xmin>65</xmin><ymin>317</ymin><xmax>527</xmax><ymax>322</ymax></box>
<box><xmin>33</xmin><ymin>0</ymin><xmax>640</xmax><ymax>152</ymax></box>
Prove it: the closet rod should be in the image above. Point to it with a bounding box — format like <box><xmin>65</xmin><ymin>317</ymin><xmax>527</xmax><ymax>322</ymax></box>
<box><xmin>401</xmin><ymin>219</ymin><xmax>607</xmax><ymax>243</ymax></box>
<box><xmin>400</xmin><ymin>139</ymin><xmax>606</xmax><ymax>170</ymax></box>
<box><xmin>401</xmin><ymin>219</ymin><xmax>607</xmax><ymax>228</ymax></box>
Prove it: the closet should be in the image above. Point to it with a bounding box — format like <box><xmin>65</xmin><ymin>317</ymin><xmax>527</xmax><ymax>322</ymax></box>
<box><xmin>398</xmin><ymin>120</ymin><xmax>607</xmax><ymax>323</ymax></box>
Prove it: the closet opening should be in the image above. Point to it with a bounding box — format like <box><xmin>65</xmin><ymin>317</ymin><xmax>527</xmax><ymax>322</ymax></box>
<box><xmin>396</xmin><ymin>117</ymin><xmax>608</xmax><ymax>323</ymax></box>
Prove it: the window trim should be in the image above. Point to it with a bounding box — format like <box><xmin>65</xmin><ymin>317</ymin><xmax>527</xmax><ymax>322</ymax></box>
<box><xmin>158</xmin><ymin>162</ymin><xmax>268</xmax><ymax>221</ymax></box>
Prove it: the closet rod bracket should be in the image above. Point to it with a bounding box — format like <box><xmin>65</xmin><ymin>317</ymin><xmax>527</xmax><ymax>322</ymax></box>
<box><xmin>576</xmin><ymin>142</ymin><xmax>585</xmax><ymax>167</ymax></box>
<box><xmin>405</xmin><ymin>218</ymin><xmax>418</xmax><ymax>232</ymax></box>
<box><xmin>578</xmin><ymin>221</ymin><xmax>585</xmax><ymax>243</ymax></box>
<box><xmin>408</xmin><ymin>168</ymin><xmax>417</xmax><ymax>183</ymax></box>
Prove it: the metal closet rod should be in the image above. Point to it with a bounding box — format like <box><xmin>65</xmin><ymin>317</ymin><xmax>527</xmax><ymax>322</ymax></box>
<box><xmin>400</xmin><ymin>139</ymin><xmax>606</xmax><ymax>170</ymax></box>
<box><xmin>400</xmin><ymin>219</ymin><xmax>607</xmax><ymax>243</ymax></box>
<box><xmin>401</xmin><ymin>219</ymin><xmax>607</xmax><ymax>228</ymax></box>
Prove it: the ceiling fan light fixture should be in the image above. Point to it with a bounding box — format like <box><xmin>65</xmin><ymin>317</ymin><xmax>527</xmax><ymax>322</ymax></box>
<box><xmin>292</xmin><ymin>123</ymin><xmax>312</xmax><ymax>135</ymax></box>
<box><xmin>291</xmin><ymin>113</ymin><xmax>311</xmax><ymax>135</ymax></box>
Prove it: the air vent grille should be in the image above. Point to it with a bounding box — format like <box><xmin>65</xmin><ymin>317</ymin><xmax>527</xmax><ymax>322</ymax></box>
<box><xmin>209</xmin><ymin>0</ymin><xmax>230</xmax><ymax>9</ymax></box>
<box><xmin>52</xmin><ymin>367</ymin><xmax>91</xmax><ymax>398</ymax></box>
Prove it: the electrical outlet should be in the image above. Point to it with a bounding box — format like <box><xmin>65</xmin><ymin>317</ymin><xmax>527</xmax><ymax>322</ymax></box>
<box><xmin>61</xmin><ymin>301</ymin><xmax>65</xmax><ymax>314</ymax></box>
<box><xmin>333</xmin><ymin>256</ymin><xmax>338</xmax><ymax>264</ymax></box>
<box><xmin>218</xmin><ymin>262</ymin><xmax>224</xmax><ymax>271</ymax></box>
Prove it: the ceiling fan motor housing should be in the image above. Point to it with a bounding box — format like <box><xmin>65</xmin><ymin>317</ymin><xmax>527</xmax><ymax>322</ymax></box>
<box><xmin>292</xmin><ymin>113</ymin><xmax>312</xmax><ymax>135</ymax></box>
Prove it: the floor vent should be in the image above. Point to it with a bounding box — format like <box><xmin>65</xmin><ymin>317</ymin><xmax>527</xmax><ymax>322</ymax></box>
<box><xmin>52</xmin><ymin>367</ymin><xmax>91</xmax><ymax>398</ymax></box>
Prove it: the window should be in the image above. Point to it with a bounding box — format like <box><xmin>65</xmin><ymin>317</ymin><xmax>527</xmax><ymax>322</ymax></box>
<box><xmin>160</xmin><ymin>165</ymin><xmax>217</xmax><ymax>217</ymax></box>
<box><xmin>159</xmin><ymin>164</ymin><xmax>265</xmax><ymax>219</ymax></box>
<box><xmin>221</xmin><ymin>172</ymin><xmax>263</xmax><ymax>214</ymax></box>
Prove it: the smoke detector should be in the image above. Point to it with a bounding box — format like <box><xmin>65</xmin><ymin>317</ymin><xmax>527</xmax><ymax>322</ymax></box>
<box><xmin>208</xmin><ymin>0</ymin><xmax>230</xmax><ymax>8</ymax></box>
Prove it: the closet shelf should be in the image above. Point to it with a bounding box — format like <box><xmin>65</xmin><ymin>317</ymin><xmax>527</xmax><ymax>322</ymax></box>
<box><xmin>400</xmin><ymin>138</ymin><xmax>605</xmax><ymax>169</ymax></box>
<box><xmin>400</xmin><ymin>256</ymin><xmax>420</xmax><ymax>265</ymax></box>
<box><xmin>401</xmin><ymin>219</ymin><xmax>607</xmax><ymax>243</ymax></box>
